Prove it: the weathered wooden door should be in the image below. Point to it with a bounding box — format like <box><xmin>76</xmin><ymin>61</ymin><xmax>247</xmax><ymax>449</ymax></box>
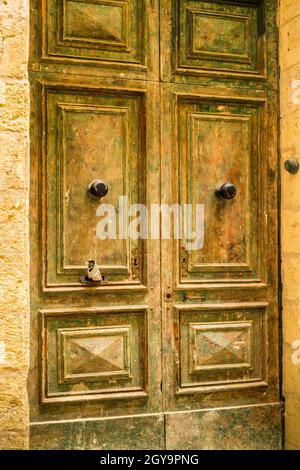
<box><xmin>29</xmin><ymin>0</ymin><xmax>281</xmax><ymax>449</ymax></box>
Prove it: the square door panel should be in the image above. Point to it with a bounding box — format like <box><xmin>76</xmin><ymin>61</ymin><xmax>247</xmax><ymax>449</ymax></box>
<box><xmin>43</xmin><ymin>0</ymin><xmax>145</xmax><ymax>66</ymax></box>
<box><xmin>63</xmin><ymin>0</ymin><xmax>130</xmax><ymax>49</ymax></box>
<box><xmin>42</xmin><ymin>83</ymin><xmax>146</xmax><ymax>289</ymax></box>
<box><xmin>176</xmin><ymin>93</ymin><xmax>267</xmax><ymax>284</ymax></box>
<box><xmin>175</xmin><ymin>303</ymin><xmax>267</xmax><ymax>393</ymax></box>
<box><xmin>40</xmin><ymin>306</ymin><xmax>148</xmax><ymax>403</ymax></box>
<box><xmin>189</xmin><ymin>322</ymin><xmax>252</xmax><ymax>373</ymax></box>
<box><xmin>58</xmin><ymin>326</ymin><xmax>131</xmax><ymax>383</ymax></box>
<box><xmin>175</xmin><ymin>0</ymin><xmax>265</xmax><ymax>78</ymax></box>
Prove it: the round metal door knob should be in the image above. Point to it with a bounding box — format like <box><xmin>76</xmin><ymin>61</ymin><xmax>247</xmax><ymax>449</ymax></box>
<box><xmin>88</xmin><ymin>180</ymin><xmax>109</xmax><ymax>199</ymax></box>
<box><xmin>284</xmin><ymin>158</ymin><xmax>299</xmax><ymax>174</ymax></box>
<box><xmin>215</xmin><ymin>183</ymin><xmax>237</xmax><ymax>200</ymax></box>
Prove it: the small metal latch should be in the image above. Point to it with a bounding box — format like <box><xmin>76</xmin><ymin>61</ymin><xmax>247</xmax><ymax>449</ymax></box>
<box><xmin>284</xmin><ymin>158</ymin><xmax>299</xmax><ymax>175</ymax></box>
<box><xmin>80</xmin><ymin>259</ymin><xmax>107</xmax><ymax>285</ymax></box>
<box><xmin>182</xmin><ymin>293</ymin><xmax>205</xmax><ymax>302</ymax></box>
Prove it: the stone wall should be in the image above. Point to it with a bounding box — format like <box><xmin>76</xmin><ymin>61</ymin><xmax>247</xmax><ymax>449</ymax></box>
<box><xmin>0</xmin><ymin>0</ymin><xmax>30</xmax><ymax>449</ymax></box>
<box><xmin>280</xmin><ymin>0</ymin><xmax>300</xmax><ymax>451</ymax></box>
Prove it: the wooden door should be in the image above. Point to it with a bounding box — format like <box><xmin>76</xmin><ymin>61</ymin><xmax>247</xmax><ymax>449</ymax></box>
<box><xmin>160</xmin><ymin>0</ymin><xmax>281</xmax><ymax>450</ymax></box>
<box><xmin>29</xmin><ymin>0</ymin><xmax>281</xmax><ymax>450</ymax></box>
<box><xmin>29</xmin><ymin>0</ymin><xmax>163</xmax><ymax>450</ymax></box>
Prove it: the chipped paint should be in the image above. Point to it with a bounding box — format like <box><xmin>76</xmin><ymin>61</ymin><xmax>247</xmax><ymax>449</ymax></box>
<box><xmin>291</xmin><ymin>80</ymin><xmax>300</xmax><ymax>104</ymax></box>
<box><xmin>0</xmin><ymin>342</ymin><xmax>6</xmax><ymax>364</ymax></box>
<box><xmin>0</xmin><ymin>81</ymin><xmax>6</xmax><ymax>105</ymax></box>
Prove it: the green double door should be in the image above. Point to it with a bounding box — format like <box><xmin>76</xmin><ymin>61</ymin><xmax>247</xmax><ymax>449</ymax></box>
<box><xmin>29</xmin><ymin>0</ymin><xmax>281</xmax><ymax>449</ymax></box>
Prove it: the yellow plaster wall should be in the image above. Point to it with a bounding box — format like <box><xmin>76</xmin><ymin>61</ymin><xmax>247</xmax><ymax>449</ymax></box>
<box><xmin>0</xmin><ymin>0</ymin><xmax>30</xmax><ymax>449</ymax></box>
<box><xmin>280</xmin><ymin>0</ymin><xmax>300</xmax><ymax>450</ymax></box>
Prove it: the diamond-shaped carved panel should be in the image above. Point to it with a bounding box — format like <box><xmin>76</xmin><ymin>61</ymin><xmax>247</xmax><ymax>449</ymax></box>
<box><xmin>59</xmin><ymin>326</ymin><xmax>131</xmax><ymax>383</ymax></box>
<box><xmin>41</xmin><ymin>307</ymin><xmax>148</xmax><ymax>403</ymax></box>
<box><xmin>175</xmin><ymin>303</ymin><xmax>267</xmax><ymax>392</ymax></box>
<box><xmin>63</xmin><ymin>0</ymin><xmax>129</xmax><ymax>49</ymax></box>
<box><xmin>189</xmin><ymin>322</ymin><xmax>251</xmax><ymax>373</ymax></box>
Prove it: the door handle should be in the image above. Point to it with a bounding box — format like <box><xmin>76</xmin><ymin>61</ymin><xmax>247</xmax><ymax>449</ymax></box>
<box><xmin>80</xmin><ymin>259</ymin><xmax>107</xmax><ymax>285</ymax></box>
<box><xmin>215</xmin><ymin>183</ymin><xmax>237</xmax><ymax>200</ymax></box>
<box><xmin>88</xmin><ymin>180</ymin><xmax>109</xmax><ymax>200</ymax></box>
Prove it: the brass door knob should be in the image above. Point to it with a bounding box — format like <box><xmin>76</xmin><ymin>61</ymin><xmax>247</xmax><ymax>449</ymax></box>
<box><xmin>215</xmin><ymin>183</ymin><xmax>237</xmax><ymax>200</ymax></box>
<box><xmin>88</xmin><ymin>180</ymin><xmax>108</xmax><ymax>199</ymax></box>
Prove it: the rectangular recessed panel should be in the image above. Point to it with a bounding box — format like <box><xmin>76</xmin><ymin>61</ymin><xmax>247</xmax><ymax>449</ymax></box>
<box><xmin>177</xmin><ymin>95</ymin><xmax>266</xmax><ymax>284</ymax></box>
<box><xmin>41</xmin><ymin>307</ymin><xmax>148</xmax><ymax>403</ymax></box>
<box><xmin>59</xmin><ymin>326</ymin><xmax>131</xmax><ymax>382</ymax></box>
<box><xmin>189</xmin><ymin>114</ymin><xmax>249</xmax><ymax>266</ymax></box>
<box><xmin>44</xmin><ymin>85</ymin><xmax>145</xmax><ymax>288</ymax></box>
<box><xmin>176</xmin><ymin>0</ymin><xmax>265</xmax><ymax>77</ymax></box>
<box><xmin>189</xmin><ymin>322</ymin><xmax>252</xmax><ymax>373</ymax></box>
<box><xmin>60</xmin><ymin>104</ymin><xmax>128</xmax><ymax>270</ymax></box>
<box><xmin>175</xmin><ymin>303</ymin><xmax>267</xmax><ymax>392</ymax></box>
<box><xmin>190</xmin><ymin>10</ymin><xmax>249</xmax><ymax>60</ymax></box>
<box><xmin>64</xmin><ymin>0</ymin><xmax>128</xmax><ymax>47</ymax></box>
<box><xmin>43</xmin><ymin>0</ymin><xmax>145</xmax><ymax>65</ymax></box>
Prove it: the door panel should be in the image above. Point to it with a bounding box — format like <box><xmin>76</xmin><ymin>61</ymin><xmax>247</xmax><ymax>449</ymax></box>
<box><xmin>41</xmin><ymin>306</ymin><xmax>148</xmax><ymax>403</ymax></box>
<box><xmin>177</xmin><ymin>0</ymin><xmax>264</xmax><ymax>74</ymax></box>
<box><xmin>46</xmin><ymin>0</ymin><xmax>144</xmax><ymax>63</ymax></box>
<box><xmin>44</xmin><ymin>84</ymin><xmax>146</xmax><ymax>288</ymax></box>
<box><xmin>31</xmin><ymin>0</ymin><xmax>159</xmax><ymax>80</ymax></box>
<box><xmin>175</xmin><ymin>303</ymin><xmax>267</xmax><ymax>391</ymax></box>
<box><xmin>176</xmin><ymin>93</ymin><xmax>267</xmax><ymax>284</ymax></box>
<box><xmin>160</xmin><ymin>0</ymin><xmax>277</xmax><ymax>89</ymax></box>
